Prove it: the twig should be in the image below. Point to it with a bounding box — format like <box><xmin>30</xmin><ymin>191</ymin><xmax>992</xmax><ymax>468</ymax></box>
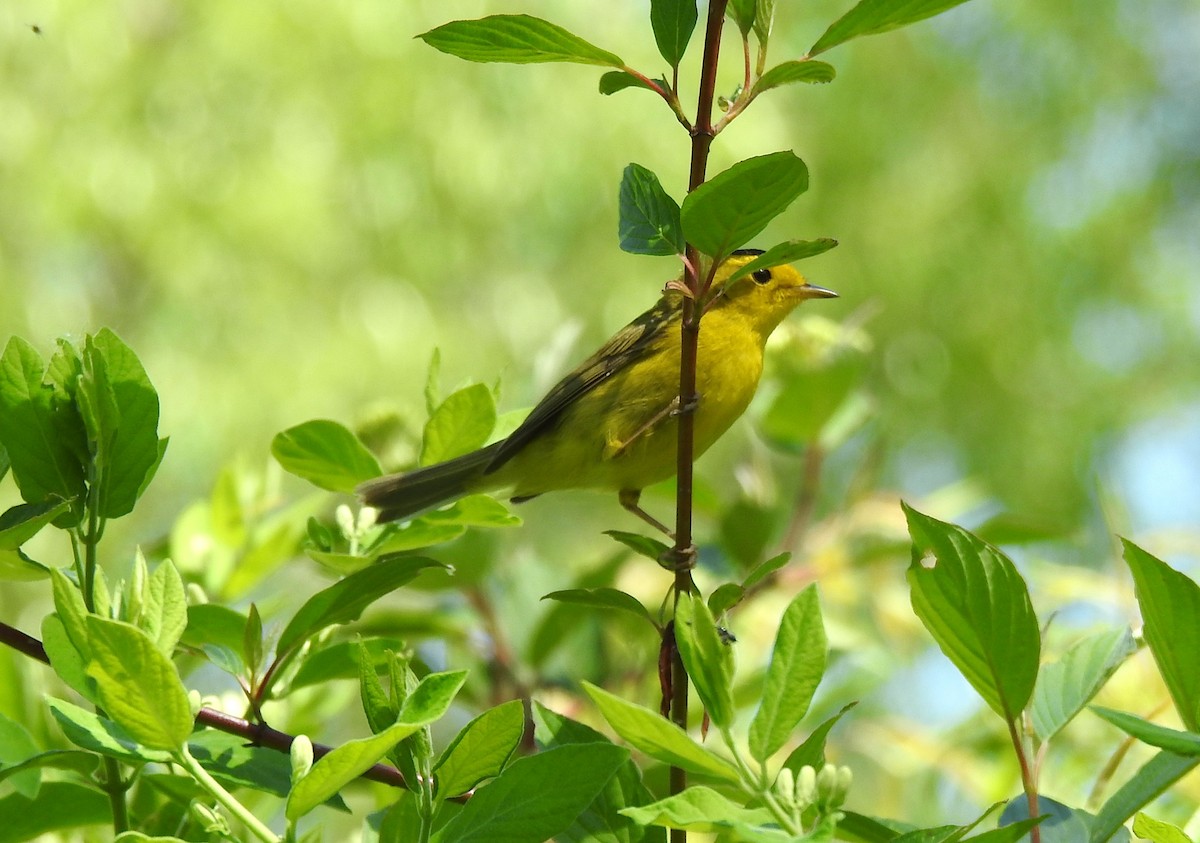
<box><xmin>666</xmin><ymin>4</ymin><xmax>729</xmax><ymax>842</ymax></box>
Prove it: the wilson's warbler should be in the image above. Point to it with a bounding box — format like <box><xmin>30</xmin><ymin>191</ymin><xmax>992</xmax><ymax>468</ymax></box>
<box><xmin>358</xmin><ymin>250</ymin><xmax>837</xmax><ymax>533</ymax></box>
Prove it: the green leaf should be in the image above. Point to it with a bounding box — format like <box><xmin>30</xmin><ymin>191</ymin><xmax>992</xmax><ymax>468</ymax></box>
<box><xmin>650</xmin><ymin>0</ymin><xmax>698</xmax><ymax>67</ymax></box>
<box><xmin>748</xmin><ymin>584</ymin><xmax>827</xmax><ymax>761</ymax></box>
<box><xmin>421</xmin><ymin>384</ymin><xmax>496</xmax><ymax>466</ymax></box>
<box><xmin>904</xmin><ymin>503</ymin><xmax>1040</xmax><ymax>722</ymax></box>
<box><xmin>1091</xmin><ymin>707</ymin><xmax>1200</xmax><ymax>756</ymax></box>
<box><xmin>1123</xmin><ymin>540</ymin><xmax>1200</xmax><ymax>730</ymax></box>
<box><xmin>0</xmin><ymin>549</ymin><xmax>50</xmax><ymax>581</ymax></box>
<box><xmin>543</xmin><ymin>587</ymin><xmax>658</xmax><ymax>629</ymax></box>
<box><xmin>755</xmin><ymin>0</ymin><xmax>777</xmax><ymax>43</ymax></box>
<box><xmin>0</xmin><ymin>337</ymin><xmax>86</xmax><ymax>514</ymax></box>
<box><xmin>142</xmin><ymin>559</ymin><xmax>188</xmax><ymax>658</ymax></box>
<box><xmin>680</xmin><ymin>151</ymin><xmax>809</xmax><ymax>260</ymax></box>
<box><xmin>674</xmin><ymin>594</ymin><xmax>735</xmax><ymax>730</ymax></box>
<box><xmin>0</xmin><ymin>781</ymin><xmax>111</xmax><ymax>843</ymax></box>
<box><xmin>0</xmin><ymin>748</ymin><xmax>98</xmax><ymax>789</ymax></box>
<box><xmin>47</xmin><ymin>697</ymin><xmax>171</xmax><ymax>763</ymax></box>
<box><xmin>582</xmin><ymin>682</ymin><xmax>739</xmax><ymax>783</ymax></box>
<box><xmin>809</xmin><ymin>0</ymin><xmax>974</xmax><ymax>56</ymax></box>
<box><xmin>419</xmin><ymin>15</ymin><xmax>624</xmax><ymax>67</ymax></box>
<box><xmin>84</xmin><ymin>616</ymin><xmax>193</xmax><ymax>750</ymax></box>
<box><xmin>188</xmin><ymin>729</ymin><xmax>348</xmax><ymax>811</ymax></box>
<box><xmin>287</xmin><ymin>670</ymin><xmax>466</xmax><ymax>820</ymax></box>
<box><xmin>434</xmin><ymin>699</ymin><xmax>525</xmax><ymax>799</ymax></box>
<box><xmin>85</xmin><ymin>330</ymin><xmax>161</xmax><ymax>518</ymax></box>
<box><xmin>416</xmin><ymin>494</ymin><xmax>520</xmax><ymax>528</ymax></box>
<box><xmin>782</xmin><ymin>702</ymin><xmax>857</xmax><ymax>773</ymax></box>
<box><xmin>707</xmin><ymin>583</ymin><xmax>744</xmax><ymax>618</ymax></box>
<box><xmin>41</xmin><ymin>615</ymin><xmax>92</xmax><ymax>700</ymax></box>
<box><xmin>272</xmin><ymin>419</ymin><xmax>383</xmax><ymax>493</ymax></box>
<box><xmin>605</xmin><ymin>529</ymin><xmax>671</xmax><ymax>561</ymax></box>
<box><xmin>838</xmin><ymin>812</ymin><xmax>906</xmax><ymax>843</ymax></box>
<box><xmin>742</xmin><ymin>551</ymin><xmax>792</xmax><ymax>590</ymax></box>
<box><xmin>599</xmin><ymin>70</ymin><xmax>657</xmax><ymax>96</ymax></box>
<box><xmin>965</xmin><ymin>818</ymin><xmax>1045</xmax><ymax>843</ymax></box>
<box><xmin>531</xmin><ymin>702</ymin><xmax>665</xmax><ymax>843</ymax></box>
<box><xmin>1132</xmin><ymin>813</ymin><xmax>1192</xmax><ymax>843</ymax></box>
<box><xmin>1030</xmin><ymin>628</ymin><xmax>1137</xmax><ymax>742</ymax></box>
<box><xmin>50</xmin><ymin>568</ymin><xmax>90</xmax><ymax>661</ymax></box>
<box><xmin>619</xmin><ymin>164</ymin><xmax>684</xmax><ymax>257</ymax></box>
<box><xmin>357</xmin><ymin>640</ymin><xmax>398</xmax><ymax>735</ymax></box>
<box><xmin>753</xmin><ymin>60</ymin><xmax>837</xmax><ymax>95</ymax></box>
<box><xmin>1089</xmin><ymin>750</ymin><xmax>1199</xmax><ymax>843</ymax></box>
<box><xmin>620</xmin><ymin>785</ymin><xmax>774</xmax><ymax>832</ymax></box>
<box><xmin>182</xmin><ymin>603</ymin><xmax>247</xmax><ymax>655</ymax></box>
<box><xmin>997</xmin><ymin>796</ymin><xmax>1085</xmax><ymax>843</ymax></box>
<box><xmin>0</xmin><ymin>500</ymin><xmax>72</xmax><ymax>550</ymax></box>
<box><xmin>434</xmin><ymin>743</ymin><xmax>628</xmax><ymax>843</ymax></box>
<box><xmin>0</xmin><ymin>713</ymin><xmax>40</xmax><ymax>799</ymax></box>
<box><xmin>276</xmin><ymin>555</ymin><xmax>447</xmax><ymax>654</ymax></box>
<box><xmin>727</xmin><ymin>0</ymin><xmax>757</xmax><ymax>36</ymax></box>
<box><xmin>721</xmin><ymin>239</ymin><xmax>839</xmax><ymax>286</ymax></box>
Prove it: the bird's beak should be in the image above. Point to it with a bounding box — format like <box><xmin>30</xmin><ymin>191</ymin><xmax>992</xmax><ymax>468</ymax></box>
<box><xmin>799</xmin><ymin>283</ymin><xmax>838</xmax><ymax>300</ymax></box>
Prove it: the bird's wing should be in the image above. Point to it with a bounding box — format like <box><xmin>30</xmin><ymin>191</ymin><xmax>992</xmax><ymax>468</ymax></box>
<box><xmin>484</xmin><ymin>294</ymin><xmax>681</xmax><ymax>474</ymax></box>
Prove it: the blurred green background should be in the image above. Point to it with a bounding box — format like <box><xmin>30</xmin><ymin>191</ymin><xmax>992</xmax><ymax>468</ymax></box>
<box><xmin>3</xmin><ymin>0</ymin><xmax>1199</xmax><ymax>833</ymax></box>
<box><xmin>4</xmin><ymin>0</ymin><xmax>1197</xmax><ymax>536</ymax></box>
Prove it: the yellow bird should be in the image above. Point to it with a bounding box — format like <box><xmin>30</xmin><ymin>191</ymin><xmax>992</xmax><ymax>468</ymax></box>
<box><xmin>358</xmin><ymin>250</ymin><xmax>837</xmax><ymax>534</ymax></box>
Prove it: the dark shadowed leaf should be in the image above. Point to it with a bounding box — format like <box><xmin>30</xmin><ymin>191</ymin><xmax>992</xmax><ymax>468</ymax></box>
<box><xmin>680</xmin><ymin>152</ymin><xmax>809</xmax><ymax>260</ymax></box>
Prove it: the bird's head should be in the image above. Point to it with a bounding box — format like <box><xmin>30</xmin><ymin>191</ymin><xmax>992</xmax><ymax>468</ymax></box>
<box><xmin>710</xmin><ymin>250</ymin><xmax>838</xmax><ymax>334</ymax></box>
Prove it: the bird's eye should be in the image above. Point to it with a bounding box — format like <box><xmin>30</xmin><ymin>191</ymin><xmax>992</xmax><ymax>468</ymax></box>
<box><xmin>752</xmin><ymin>268</ymin><xmax>772</xmax><ymax>285</ymax></box>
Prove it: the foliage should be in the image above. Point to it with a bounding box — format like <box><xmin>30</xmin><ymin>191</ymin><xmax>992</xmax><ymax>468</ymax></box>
<box><xmin>1</xmin><ymin>1</ymin><xmax>1197</xmax><ymax>842</ymax></box>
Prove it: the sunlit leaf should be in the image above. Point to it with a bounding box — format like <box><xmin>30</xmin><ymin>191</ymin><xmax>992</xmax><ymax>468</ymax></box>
<box><xmin>749</xmin><ymin>585</ymin><xmax>827</xmax><ymax>761</ymax></box>
<box><xmin>433</xmin><ymin>699</ymin><xmax>525</xmax><ymax>798</ymax></box>
<box><xmin>84</xmin><ymin>616</ymin><xmax>193</xmax><ymax>751</ymax></box>
<box><xmin>1031</xmin><ymin>628</ymin><xmax>1137</xmax><ymax>742</ymax></box>
<box><xmin>905</xmin><ymin>504</ymin><xmax>1040</xmax><ymax>722</ymax></box>
<box><xmin>620</xmin><ymin>786</ymin><xmax>775</xmax><ymax>832</ymax></box>
<box><xmin>674</xmin><ymin>594</ymin><xmax>735</xmax><ymax>730</ymax></box>
<box><xmin>1123</xmin><ymin>540</ymin><xmax>1200</xmax><ymax>730</ymax></box>
<box><xmin>582</xmin><ymin>682</ymin><xmax>739</xmax><ymax>784</ymax></box>
<box><xmin>272</xmin><ymin>419</ymin><xmax>383</xmax><ymax>493</ymax></box>
<box><xmin>421</xmin><ymin>384</ymin><xmax>496</xmax><ymax>466</ymax></box>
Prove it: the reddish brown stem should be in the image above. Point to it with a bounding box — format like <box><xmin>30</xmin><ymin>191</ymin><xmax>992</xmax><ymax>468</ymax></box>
<box><xmin>667</xmin><ymin>4</ymin><xmax>729</xmax><ymax>843</ymax></box>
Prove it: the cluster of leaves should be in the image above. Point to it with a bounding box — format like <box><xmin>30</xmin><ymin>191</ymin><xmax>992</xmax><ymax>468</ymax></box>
<box><xmin>4</xmin><ymin>327</ymin><xmax>1198</xmax><ymax>841</ymax></box>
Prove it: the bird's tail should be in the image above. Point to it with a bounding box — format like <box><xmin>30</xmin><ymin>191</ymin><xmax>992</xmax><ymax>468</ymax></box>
<box><xmin>356</xmin><ymin>442</ymin><xmax>503</xmax><ymax>523</ymax></box>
